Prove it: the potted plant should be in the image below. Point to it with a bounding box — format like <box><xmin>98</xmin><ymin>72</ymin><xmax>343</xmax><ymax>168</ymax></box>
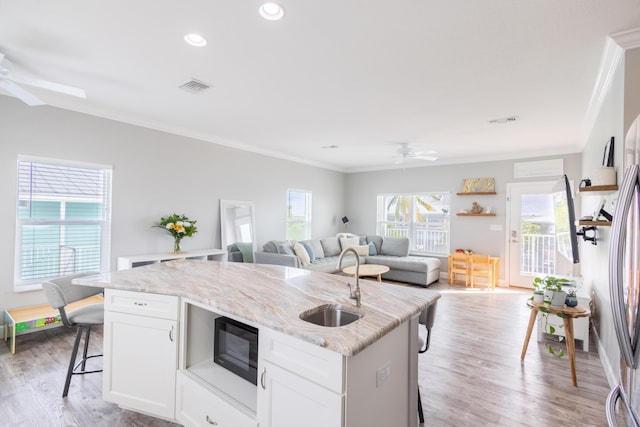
<box><xmin>533</xmin><ymin>275</ymin><xmax>572</xmax><ymax>308</ymax></box>
<box><xmin>565</xmin><ymin>286</ymin><xmax>578</xmax><ymax>307</ymax></box>
<box><xmin>531</xmin><ymin>278</ymin><xmax>545</xmax><ymax>304</ymax></box>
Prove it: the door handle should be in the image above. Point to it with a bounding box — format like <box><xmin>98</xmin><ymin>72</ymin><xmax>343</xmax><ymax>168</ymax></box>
<box><xmin>169</xmin><ymin>325</ymin><xmax>174</xmax><ymax>342</ymax></box>
<box><xmin>260</xmin><ymin>367</ymin><xmax>266</xmax><ymax>390</ymax></box>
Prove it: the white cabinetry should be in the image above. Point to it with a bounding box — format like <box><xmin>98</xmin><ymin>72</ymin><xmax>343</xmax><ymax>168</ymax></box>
<box><xmin>116</xmin><ymin>248</ymin><xmax>226</xmax><ymax>271</ymax></box>
<box><xmin>103</xmin><ymin>289</ymin><xmax>179</xmax><ymax>420</ymax></box>
<box><xmin>176</xmin><ymin>300</ymin><xmax>258</xmax><ymax>427</ymax></box>
<box><xmin>258</xmin><ymin>327</ymin><xmax>345</xmax><ymax>427</ymax></box>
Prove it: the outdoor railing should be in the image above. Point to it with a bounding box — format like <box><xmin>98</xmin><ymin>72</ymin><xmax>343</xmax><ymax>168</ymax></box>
<box><xmin>20</xmin><ymin>244</ymin><xmax>101</xmax><ymax>281</ymax></box>
<box><xmin>520</xmin><ymin>233</ymin><xmax>555</xmax><ymax>276</ymax></box>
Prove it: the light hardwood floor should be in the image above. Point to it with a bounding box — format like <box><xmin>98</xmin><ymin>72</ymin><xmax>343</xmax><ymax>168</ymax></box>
<box><xmin>0</xmin><ymin>280</ymin><xmax>611</xmax><ymax>426</ymax></box>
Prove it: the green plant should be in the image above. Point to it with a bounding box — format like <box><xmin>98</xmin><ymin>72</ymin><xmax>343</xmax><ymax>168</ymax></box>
<box><xmin>533</xmin><ymin>275</ymin><xmax>572</xmax><ymax>292</ymax></box>
<box><xmin>537</xmin><ymin>306</ymin><xmax>567</xmax><ymax>358</ymax></box>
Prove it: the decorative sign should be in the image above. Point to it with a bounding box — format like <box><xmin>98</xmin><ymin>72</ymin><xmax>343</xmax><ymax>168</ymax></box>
<box><xmin>461</xmin><ymin>178</ymin><xmax>495</xmax><ymax>193</ymax></box>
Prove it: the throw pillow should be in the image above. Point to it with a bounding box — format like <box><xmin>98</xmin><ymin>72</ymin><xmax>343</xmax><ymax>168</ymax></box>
<box><xmin>301</xmin><ymin>242</ymin><xmax>316</xmax><ymax>263</ymax></box>
<box><xmin>368</xmin><ymin>241</ymin><xmax>377</xmax><ymax>256</ymax></box>
<box><xmin>355</xmin><ymin>245</ymin><xmax>369</xmax><ymax>256</ymax></box>
<box><xmin>293</xmin><ymin>242</ymin><xmax>311</xmax><ymax>266</ymax></box>
<box><xmin>339</xmin><ymin>237</ymin><xmax>360</xmax><ymax>251</ymax></box>
<box><xmin>278</xmin><ymin>243</ymin><xmax>294</xmax><ymax>256</ymax></box>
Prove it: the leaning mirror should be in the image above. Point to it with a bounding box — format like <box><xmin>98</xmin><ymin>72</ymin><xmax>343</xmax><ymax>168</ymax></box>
<box><xmin>220</xmin><ymin>200</ymin><xmax>256</xmax><ymax>262</ymax></box>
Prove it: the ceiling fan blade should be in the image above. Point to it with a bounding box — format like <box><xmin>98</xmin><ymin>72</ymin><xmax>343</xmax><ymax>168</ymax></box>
<box><xmin>0</xmin><ymin>79</ymin><xmax>45</xmax><ymax>106</ymax></box>
<box><xmin>9</xmin><ymin>74</ymin><xmax>86</xmax><ymax>98</ymax></box>
<box><xmin>416</xmin><ymin>155</ymin><xmax>438</xmax><ymax>161</ymax></box>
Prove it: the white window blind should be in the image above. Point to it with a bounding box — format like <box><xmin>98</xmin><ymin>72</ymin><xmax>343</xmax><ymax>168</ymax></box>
<box><xmin>14</xmin><ymin>158</ymin><xmax>112</xmax><ymax>291</ymax></box>
<box><xmin>286</xmin><ymin>189</ymin><xmax>312</xmax><ymax>240</ymax></box>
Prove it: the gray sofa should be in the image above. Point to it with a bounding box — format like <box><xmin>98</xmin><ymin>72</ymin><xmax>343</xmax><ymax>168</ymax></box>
<box><xmin>253</xmin><ymin>234</ymin><xmax>441</xmax><ymax>288</ymax></box>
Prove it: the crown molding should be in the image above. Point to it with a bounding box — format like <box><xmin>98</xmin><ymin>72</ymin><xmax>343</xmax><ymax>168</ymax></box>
<box><xmin>611</xmin><ymin>27</ymin><xmax>640</xmax><ymax>50</ymax></box>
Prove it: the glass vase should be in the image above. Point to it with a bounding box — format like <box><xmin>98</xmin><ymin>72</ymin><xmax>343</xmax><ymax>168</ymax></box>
<box><xmin>173</xmin><ymin>236</ymin><xmax>183</xmax><ymax>254</ymax></box>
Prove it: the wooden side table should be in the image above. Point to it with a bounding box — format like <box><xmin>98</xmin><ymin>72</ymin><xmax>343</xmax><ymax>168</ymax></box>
<box><xmin>342</xmin><ymin>264</ymin><xmax>390</xmax><ymax>283</ymax></box>
<box><xmin>520</xmin><ymin>300</ymin><xmax>591</xmax><ymax>386</ymax></box>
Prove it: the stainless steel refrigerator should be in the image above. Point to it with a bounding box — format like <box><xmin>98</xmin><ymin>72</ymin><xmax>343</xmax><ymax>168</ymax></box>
<box><xmin>607</xmin><ymin>115</ymin><xmax>640</xmax><ymax>426</ymax></box>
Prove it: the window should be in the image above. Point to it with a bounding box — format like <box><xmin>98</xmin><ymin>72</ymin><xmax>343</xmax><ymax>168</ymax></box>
<box><xmin>14</xmin><ymin>157</ymin><xmax>112</xmax><ymax>291</ymax></box>
<box><xmin>286</xmin><ymin>189</ymin><xmax>311</xmax><ymax>240</ymax></box>
<box><xmin>376</xmin><ymin>193</ymin><xmax>450</xmax><ymax>255</ymax></box>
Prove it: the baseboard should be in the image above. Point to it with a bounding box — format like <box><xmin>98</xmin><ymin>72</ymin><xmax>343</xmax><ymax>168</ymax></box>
<box><xmin>592</xmin><ymin>325</ymin><xmax>618</xmax><ymax>388</ymax></box>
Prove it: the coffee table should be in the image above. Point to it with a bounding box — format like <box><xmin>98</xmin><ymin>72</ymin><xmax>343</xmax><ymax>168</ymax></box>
<box><xmin>342</xmin><ymin>264</ymin><xmax>390</xmax><ymax>283</ymax></box>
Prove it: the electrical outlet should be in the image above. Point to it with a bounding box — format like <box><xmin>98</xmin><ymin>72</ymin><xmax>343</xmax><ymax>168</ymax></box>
<box><xmin>376</xmin><ymin>361</ymin><xmax>390</xmax><ymax>387</ymax></box>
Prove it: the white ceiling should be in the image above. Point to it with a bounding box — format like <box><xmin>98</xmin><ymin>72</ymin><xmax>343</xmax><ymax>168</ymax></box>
<box><xmin>1</xmin><ymin>1</ymin><xmax>640</xmax><ymax>172</ymax></box>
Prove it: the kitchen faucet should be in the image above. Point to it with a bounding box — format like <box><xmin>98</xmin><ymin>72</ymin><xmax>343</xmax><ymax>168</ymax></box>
<box><xmin>337</xmin><ymin>247</ymin><xmax>361</xmax><ymax>307</ymax></box>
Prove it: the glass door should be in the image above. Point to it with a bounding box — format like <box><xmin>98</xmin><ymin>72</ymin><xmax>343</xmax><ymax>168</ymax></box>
<box><xmin>507</xmin><ymin>181</ymin><xmax>558</xmax><ymax>288</ymax></box>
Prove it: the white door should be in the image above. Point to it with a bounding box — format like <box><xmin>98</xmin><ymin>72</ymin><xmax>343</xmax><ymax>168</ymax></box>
<box><xmin>506</xmin><ymin>181</ymin><xmax>558</xmax><ymax>288</ymax></box>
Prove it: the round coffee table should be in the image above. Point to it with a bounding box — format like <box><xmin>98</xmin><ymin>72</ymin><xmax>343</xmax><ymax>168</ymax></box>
<box><xmin>342</xmin><ymin>264</ymin><xmax>390</xmax><ymax>283</ymax></box>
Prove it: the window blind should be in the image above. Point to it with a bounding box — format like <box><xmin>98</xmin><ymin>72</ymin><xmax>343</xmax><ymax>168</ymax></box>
<box><xmin>15</xmin><ymin>158</ymin><xmax>112</xmax><ymax>290</ymax></box>
<box><xmin>286</xmin><ymin>189</ymin><xmax>312</xmax><ymax>240</ymax></box>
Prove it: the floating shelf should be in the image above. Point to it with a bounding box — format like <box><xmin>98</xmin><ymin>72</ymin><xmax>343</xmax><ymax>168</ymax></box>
<box><xmin>456</xmin><ymin>213</ymin><xmax>497</xmax><ymax>217</ymax></box>
<box><xmin>578</xmin><ymin>220</ymin><xmax>612</xmax><ymax>226</ymax></box>
<box><xmin>456</xmin><ymin>192</ymin><xmax>497</xmax><ymax>196</ymax></box>
<box><xmin>578</xmin><ymin>185</ymin><xmax>618</xmax><ymax>193</ymax></box>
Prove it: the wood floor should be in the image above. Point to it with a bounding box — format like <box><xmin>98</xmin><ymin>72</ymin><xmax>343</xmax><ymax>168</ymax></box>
<box><xmin>0</xmin><ymin>280</ymin><xmax>611</xmax><ymax>427</ymax></box>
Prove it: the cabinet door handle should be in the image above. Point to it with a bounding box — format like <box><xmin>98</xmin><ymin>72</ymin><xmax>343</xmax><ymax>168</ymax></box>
<box><xmin>169</xmin><ymin>325</ymin><xmax>174</xmax><ymax>342</ymax></box>
<box><xmin>260</xmin><ymin>367</ymin><xmax>266</xmax><ymax>390</ymax></box>
<box><xmin>134</xmin><ymin>301</ymin><xmax>147</xmax><ymax>307</ymax></box>
<box><xmin>205</xmin><ymin>415</ymin><xmax>218</xmax><ymax>425</ymax></box>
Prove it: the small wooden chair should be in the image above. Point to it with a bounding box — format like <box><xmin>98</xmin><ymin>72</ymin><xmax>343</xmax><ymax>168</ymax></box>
<box><xmin>469</xmin><ymin>254</ymin><xmax>494</xmax><ymax>289</ymax></box>
<box><xmin>449</xmin><ymin>252</ymin><xmax>470</xmax><ymax>286</ymax></box>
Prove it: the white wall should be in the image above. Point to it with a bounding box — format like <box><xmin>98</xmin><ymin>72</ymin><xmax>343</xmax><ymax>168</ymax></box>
<box><xmin>344</xmin><ymin>154</ymin><xmax>582</xmax><ymax>282</ymax></box>
<box><xmin>581</xmin><ymin>47</ymin><xmax>640</xmax><ymax>385</ymax></box>
<box><xmin>0</xmin><ymin>95</ymin><xmax>345</xmax><ymax>313</ymax></box>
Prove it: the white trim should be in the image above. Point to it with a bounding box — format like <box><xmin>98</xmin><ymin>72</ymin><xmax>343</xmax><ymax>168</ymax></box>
<box><xmin>582</xmin><ymin>37</ymin><xmax>624</xmax><ymax>146</ymax></box>
<box><xmin>611</xmin><ymin>27</ymin><xmax>640</xmax><ymax>51</ymax></box>
<box><xmin>17</xmin><ymin>154</ymin><xmax>114</xmax><ymax>170</ymax></box>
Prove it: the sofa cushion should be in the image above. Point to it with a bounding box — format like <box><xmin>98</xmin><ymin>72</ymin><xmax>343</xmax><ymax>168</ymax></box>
<box><xmin>380</xmin><ymin>237</ymin><xmax>410</xmax><ymax>257</ymax></box>
<box><xmin>303</xmin><ymin>239</ymin><xmax>325</xmax><ymax>259</ymax></box>
<box><xmin>320</xmin><ymin>237</ymin><xmax>341</xmax><ymax>257</ymax></box>
<box><xmin>354</xmin><ymin>245</ymin><xmax>369</xmax><ymax>256</ymax></box>
<box><xmin>278</xmin><ymin>242</ymin><xmax>295</xmax><ymax>256</ymax></box>
<box><xmin>366</xmin><ymin>255</ymin><xmax>440</xmax><ymax>273</ymax></box>
<box><xmin>301</xmin><ymin>242</ymin><xmax>315</xmax><ymax>263</ymax></box>
<box><xmin>293</xmin><ymin>242</ymin><xmax>311</xmax><ymax>266</ymax></box>
<box><xmin>366</xmin><ymin>235</ymin><xmax>383</xmax><ymax>254</ymax></box>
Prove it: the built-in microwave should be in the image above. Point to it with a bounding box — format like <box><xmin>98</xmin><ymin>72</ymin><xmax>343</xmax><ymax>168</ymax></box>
<box><xmin>213</xmin><ymin>316</ymin><xmax>259</xmax><ymax>385</ymax></box>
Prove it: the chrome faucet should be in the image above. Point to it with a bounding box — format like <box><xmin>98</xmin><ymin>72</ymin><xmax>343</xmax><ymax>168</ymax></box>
<box><xmin>337</xmin><ymin>247</ymin><xmax>361</xmax><ymax>307</ymax></box>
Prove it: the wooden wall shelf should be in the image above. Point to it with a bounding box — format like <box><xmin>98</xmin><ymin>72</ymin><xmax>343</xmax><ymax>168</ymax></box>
<box><xmin>578</xmin><ymin>185</ymin><xmax>618</xmax><ymax>193</ymax></box>
<box><xmin>578</xmin><ymin>220</ymin><xmax>612</xmax><ymax>226</ymax></box>
<box><xmin>456</xmin><ymin>192</ymin><xmax>497</xmax><ymax>196</ymax></box>
<box><xmin>456</xmin><ymin>213</ymin><xmax>497</xmax><ymax>217</ymax></box>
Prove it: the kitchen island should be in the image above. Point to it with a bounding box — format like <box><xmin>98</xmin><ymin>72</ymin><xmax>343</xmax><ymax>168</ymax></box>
<box><xmin>75</xmin><ymin>259</ymin><xmax>440</xmax><ymax>427</ymax></box>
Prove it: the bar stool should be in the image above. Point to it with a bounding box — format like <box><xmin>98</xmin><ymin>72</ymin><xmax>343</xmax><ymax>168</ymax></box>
<box><xmin>418</xmin><ymin>301</ymin><xmax>438</xmax><ymax>424</ymax></box>
<box><xmin>42</xmin><ymin>272</ymin><xmax>104</xmax><ymax>397</ymax></box>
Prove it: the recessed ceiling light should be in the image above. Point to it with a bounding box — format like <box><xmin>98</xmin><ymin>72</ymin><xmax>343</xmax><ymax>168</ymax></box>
<box><xmin>259</xmin><ymin>2</ymin><xmax>285</xmax><ymax>21</ymax></box>
<box><xmin>184</xmin><ymin>33</ymin><xmax>207</xmax><ymax>47</ymax></box>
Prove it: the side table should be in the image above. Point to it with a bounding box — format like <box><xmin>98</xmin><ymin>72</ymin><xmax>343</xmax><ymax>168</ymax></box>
<box><xmin>520</xmin><ymin>300</ymin><xmax>591</xmax><ymax>386</ymax></box>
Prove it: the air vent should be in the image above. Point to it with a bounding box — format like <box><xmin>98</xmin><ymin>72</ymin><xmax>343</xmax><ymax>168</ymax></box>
<box><xmin>179</xmin><ymin>79</ymin><xmax>212</xmax><ymax>94</ymax></box>
<box><xmin>489</xmin><ymin>115</ymin><xmax>519</xmax><ymax>124</ymax></box>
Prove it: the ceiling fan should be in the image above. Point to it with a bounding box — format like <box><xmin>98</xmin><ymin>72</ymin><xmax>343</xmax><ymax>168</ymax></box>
<box><xmin>0</xmin><ymin>52</ymin><xmax>86</xmax><ymax>106</ymax></box>
<box><xmin>393</xmin><ymin>142</ymin><xmax>438</xmax><ymax>165</ymax></box>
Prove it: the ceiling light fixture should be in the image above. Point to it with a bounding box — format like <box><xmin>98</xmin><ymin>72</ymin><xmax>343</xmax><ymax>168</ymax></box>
<box><xmin>184</xmin><ymin>33</ymin><xmax>208</xmax><ymax>47</ymax></box>
<box><xmin>259</xmin><ymin>2</ymin><xmax>285</xmax><ymax>21</ymax></box>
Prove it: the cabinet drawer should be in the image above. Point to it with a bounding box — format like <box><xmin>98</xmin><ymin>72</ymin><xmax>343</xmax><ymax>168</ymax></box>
<box><xmin>104</xmin><ymin>289</ymin><xmax>178</xmax><ymax>320</ymax></box>
<box><xmin>176</xmin><ymin>371</ymin><xmax>257</xmax><ymax>427</ymax></box>
<box><xmin>260</xmin><ymin>328</ymin><xmax>344</xmax><ymax>393</ymax></box>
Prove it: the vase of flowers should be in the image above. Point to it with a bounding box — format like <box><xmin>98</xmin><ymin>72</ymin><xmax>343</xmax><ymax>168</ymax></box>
<box><xmin>155</xmin><ymin>213</ymin><xmax>198</xmax><ymax>253</ymax></box>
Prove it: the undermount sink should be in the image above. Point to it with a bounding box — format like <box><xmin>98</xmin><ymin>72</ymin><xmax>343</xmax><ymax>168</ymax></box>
<box><xmin>299</xmin><ymin>304</ymin><xmax>363</xmax><ymax>327</ymax></box>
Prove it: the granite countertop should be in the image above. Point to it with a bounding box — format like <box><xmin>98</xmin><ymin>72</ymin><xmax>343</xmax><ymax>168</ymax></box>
<box><xmin>74</xmin><ymin>259</ymin><xmax>440</xmax><ymax>357</ymax></box>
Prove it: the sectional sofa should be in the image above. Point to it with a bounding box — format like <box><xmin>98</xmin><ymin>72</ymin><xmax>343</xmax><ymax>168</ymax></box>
<box><xmin>253</xmin><ymin>234</ymin><xmax>441</xmax><ymax>288</ymax></box>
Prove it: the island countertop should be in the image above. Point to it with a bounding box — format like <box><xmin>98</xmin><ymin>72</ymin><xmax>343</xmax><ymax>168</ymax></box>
<box><xmin>74</xmin><ymin>259</ymin><xmax>440</xmax><ymax>357</ymax></box>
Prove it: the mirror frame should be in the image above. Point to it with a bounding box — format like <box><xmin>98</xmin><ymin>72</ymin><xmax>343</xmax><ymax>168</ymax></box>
<box><xmin>220</xmin><ymin>200</ymin><xmax>257</xmax><ymax>253</ymax></box>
